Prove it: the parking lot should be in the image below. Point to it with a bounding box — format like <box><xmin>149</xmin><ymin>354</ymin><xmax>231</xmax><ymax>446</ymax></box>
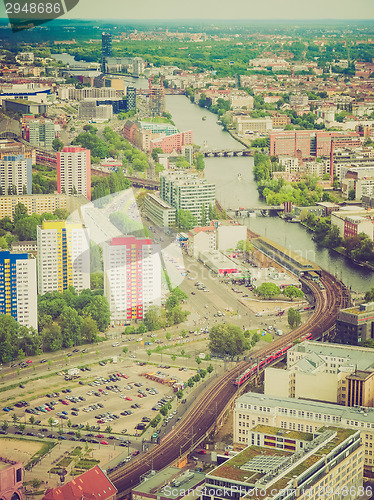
<box><xmin>1</xmin><ymin>359</ymin><xmax>196</xmax><ymax>444</ymax></box>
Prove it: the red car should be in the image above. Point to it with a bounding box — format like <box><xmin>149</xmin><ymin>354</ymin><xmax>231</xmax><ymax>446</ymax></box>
<box><xmin>26</xmin><ymin>360</ymin><xmax>32</xmax><ymax>364</ymax></box>
<box><xmin>101</xmin><ymin>440</ymin><xmax>109</xmax><ymax>445</ymax></box>
<box><xmin>197</xmin><ymin>449</ymin><xmax>207</xmax><ymax>454</ymax></box>
<box><xmin>137</xmin><ymin>394</ymin><xmax>143</xmax><ymax>398</ymax></box>
<box><xmin>96</xmin><ymin>434</ymin><xmax>104</xmax><ymax>438</ymax></box>
<box><xmin>125</xmin><ymin>396</ymin><xmax>132</xmax><ymax>401</ymax></box>
<box><xmin>132</xmin><ymin>450</ymin><xmax>139</xmax><ymax>456</ymax></box>
<box><xmin>97</xmin><ymin>419</ymin><xmax>104</xmax><ymax>424</ymax></box>
<box><xmin>61</xmin><ymin>400</ymin><xmax>69</xmax><ymax>405</ymax></box>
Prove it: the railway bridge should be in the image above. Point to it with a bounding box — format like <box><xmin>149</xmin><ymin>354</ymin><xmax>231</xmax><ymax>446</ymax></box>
<box><xmin>109</xmin><ymin>270</ymin><xmax>351</xmax><ymax>497</ymax></box>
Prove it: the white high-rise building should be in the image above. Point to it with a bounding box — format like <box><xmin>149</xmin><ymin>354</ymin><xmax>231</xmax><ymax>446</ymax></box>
<box><xmin>57</xmin><ymin>147</ymin><xmax>91</xmax><ymax>200</ymax></box>
<box><xmin>0</xmin><ymin>154</ymin><xmax>32</xmax><ymax>195</ymax></box>
<box><xmin>37</xmin><ymin>220</ymin><xmax>90</xmax><ymax>295</ymax></box>
<box><xmin>103</xmin><ymin>236</ymin><xmax>161</xmax><ymax>325</ymax></box>
<box><xmin>0</xmin><ymin>251</ymin><xmax>37</xmax><ymax>329</ymax></box>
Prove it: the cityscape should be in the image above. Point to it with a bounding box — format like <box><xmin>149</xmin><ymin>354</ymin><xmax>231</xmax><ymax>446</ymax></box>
<box><xmin>0</xmin><ymin>4</ymin><xmax>374</xmax><ymax>500</ymax></box>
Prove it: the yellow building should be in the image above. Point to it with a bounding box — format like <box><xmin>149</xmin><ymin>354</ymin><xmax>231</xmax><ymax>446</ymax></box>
<box><xmin>0</xmin><ymin>194</ymin><xmax>89</xmax><ymax>220</ymax></box>
<box><xmin>37</xmin><ymin>220</ymin><xmax>90</xmax><ymax>295</ymax></box>
<box><xmin>264</xmin><ymin>341</ymin><xmax>374</xmax><ymax>407</ymax></box>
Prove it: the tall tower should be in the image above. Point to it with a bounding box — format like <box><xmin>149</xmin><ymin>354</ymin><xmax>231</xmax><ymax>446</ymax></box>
<box><xmin>0</xmin><ymin>251</ymin><xmax>37</xmax><ymax>329</ymax></box>
<box><xmin>37</xmin><ymin>221</ymin><xmax>90</xmax><ymax>295</ymax></box>
<box><xmin>103</xmin><ymin>236</ymin><xmax>161</xmax><ymax>325</ymax></box>
<box><xmin>101</xmin><ymin>32</ymin><xmax>112</xmax><ymax>73</ymax></box>
<box><xmin>57</xmin><ymin>146</ymin><xmax>91</xmax><ymax>200</ymax></box>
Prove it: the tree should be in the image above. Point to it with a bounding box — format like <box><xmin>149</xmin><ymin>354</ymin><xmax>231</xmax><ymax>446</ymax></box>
<box><xmin>13</xmin><ymin>203</ymin><xmax>28</xmax><ymax>224</ymax></box>
<box><xmin>12</xmin><ymin>413</ymin><xmax>18</xmax><ymax>424</ymax></box>
<box><xmin>1</xmin><ymin>421</ymin><xmax>8</xmax><ymax>432</ymax></box>
<box><xmin>48</xmin><ymin>417</ymin><xmax>54</xmax><ymax>429</ymax></box>
<box><xmin>52</xmin><ymin>138</ymin><xmax>64</xmax><ymax>152</ymax></box>
<box><xmin>288</xmin><ymin>308</ymin><xmax>301</xmax><ymax>328</ymax></box>
<box><xmin>348</xmin><ymin>189</ymin><xmax>356</xmax><ymax>201</ymax></box>
<box><xmin>29</xmin><ymin>415</ymin><xmax>35</xmax><ymax>425</ymax></box>
<box><xmin>176</xmin><ymin>390</ymin><xmax>184</xmax><ymax>400</ymax></box>
<box><xmin>166</xmin><ymin>332</ymin><xmax>171</xmax><ymax>341</ymax></box>
<box><xmin>176</xmin><ymin>209</ymin><xmax>198</xmax><ymax>231</ymax></box>
<box><xmin>283</xmin><ymin>286</ymin><xmax>304</xmax><ymax>301</ymax></box>
<box><xmin>83</xmin><ymin>295</ymin><xmax>110</xmax><ymax>332</ymax></box>
<box><xmin>81</xmin><ymin>316</ymin><xmax>99</xmax><ymax>344</ymax></box>
<box><xmin>209</xmin><ymin>324</ymin><xmax>248</xmax><ymax>356</ymax></box>
<box><xmin>105</xmin><ymin>425</ymin><xmax>112</xmax><ymax>433</ymax></box>
<box><xmin>144</xmin><ymin>306</ymin><xmax>164</xmax><ymax>331</ymax></box>
<box><xmin>60</xmin><ymin>307</ymin><xmax>82</xmax><ymax>347</ymax></box>
<box><xmin>255</xmin><ymin>283</ymin><xmax>281</xmax><ymax>299</ymax></box>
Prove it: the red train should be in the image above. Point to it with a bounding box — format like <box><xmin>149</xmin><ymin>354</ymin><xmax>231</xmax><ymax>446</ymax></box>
<box><xmin>234</xmin><ymin>333</ymin><xmax>312</xmax><ymax>387</ymax></box>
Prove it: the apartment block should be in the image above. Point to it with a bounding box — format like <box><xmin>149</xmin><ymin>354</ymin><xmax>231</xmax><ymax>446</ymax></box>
<box><xmin>269</xmin><ymin>131</ymin><xmax>311</xmax><ymax>157</ymax></box>
<box><xmin>207</xmin><ymin>424</ymin><xmax>362</xmax><ymax>500</ymax></box>
<box><xmin>103</xmin><ymin>236</ymin><xmax>161</xmax><ymax>325</ymax></box>
<box><xmin>234</xmin><ymin>391</ymin><xmax>374</xmax><ymax>471</ymax></box>
<box><xmin>28</xmin><ymin>121</ymin><xmax>55</xmax><ymax>149</ymax></box>
<box><xmin>0</xmin><ymin>154</ymin><xmax>32</xmax><ymax>196</ymax></box>
<box><xmin>265</xmin><ymin>341</ymin><xmax>374</xmax><ymax>406</ymax></box>
<box><xmin>0</xmin><ymin>194</ymin><xmax>88</xmax><ymax>220</ymax></box>
<box><xmin>160</xmin><ymin>171</ymin><xmax>215</xmax><ymax>224</ymax></box>
<box><xmin>57</xmin><ymin>146</ymin><xmax>91</xmax><ymax>200</ymax></box>
<box><xmin>37</xmin><ymin>220</ymin><xmax>90</xmax><ymax>295</ymax></box>
<box><xmin>0</xmin><ymin>251</ymin><xmax>37</xmax><ymax>329</ymax></box>
<box><xmin>143</xmin><ymin>193</ymin><xmax>176</xmax><ymax>227</ymax></box>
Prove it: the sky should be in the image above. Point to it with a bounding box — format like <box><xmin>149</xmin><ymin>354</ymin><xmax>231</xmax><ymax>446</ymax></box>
<box><xmin>62</xmin><ymin>0</ymin><xmax>374</xmax><ymax>20</ymax></box>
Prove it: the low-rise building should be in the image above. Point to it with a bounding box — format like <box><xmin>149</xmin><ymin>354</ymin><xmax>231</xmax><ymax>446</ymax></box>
<box><xmin>336</xmin><ymin>302</ymin><xmax>374</xmax><ymax>346</ymax></box>
<box><xmin>265</xmin><ymin>341</ymin><xmax>374</xmax><ymax>406</ymax></box>
<box><xmin>143</xmin><ymin>193</ymin><xmax>176</xmax><ymax>227</ymax></box>
<box><xmin>0</xmin><ymin>194</ymin><xmax>88</xmax><ymax>220</ymax></box>
<box><xmin>0</xmin><ymin>460</ymin><xmax>24</xmax><ymax>500</ymax></box>
<box><xmin>207</xmin><ymin>424</ymin><xmax>362</xmax><ymax>500</ymax></box>
<box><xmin>42</xmin><ymin>465</ymin><xmax>117</xmax><ymax>500</ymax></box>
<box><xmin>233</xmin><ymin>391</ymin><xmax>374</xmax><ymax>472</ymax></box>
<box><xmin>132</xmin><ymin>467</ymin><xmax>205</xmax><ymax>500</ymax></box>
<box><xmin>235</xmin><ymin>116</ymin><xmax>273</xmax><ymax>135</ymax></box>
<box><xmin>187</xmin><ymin>226</ymin><xmax>216</xmax><ymax>258</ymax></box>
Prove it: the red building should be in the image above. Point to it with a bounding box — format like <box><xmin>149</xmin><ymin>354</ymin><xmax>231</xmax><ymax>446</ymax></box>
<box><xmin>123</xmin><ymin>120</ymin><xmax>139</xmax><ymax>142</ymax></box>
<box><xmin>150</xmin><ymin>130</ymin><xmax>193</xmax><ymax>154</ymax></box>
<box><xmin>269</xmin><ymin>130</ymin><xmax>311</xmax><ymax>157</ymax></box>
<box><xmin>270</xmin><ymin>130</ymin><xmax>361</xmax><ymax>159</ymax></box>
<box><xmin>0</xmin><ymin>460</ymin><xmax>24</xmax><ymax>500</ymax></box>
<box><xmin>57</xmin><ymin>146</ymin><xmax>91</xmax><ymax>200</ymax></box>
<box><xmin>42</xmin><ymin>465</ymin><xmax>117</xmax><ymax>500</ymax></box>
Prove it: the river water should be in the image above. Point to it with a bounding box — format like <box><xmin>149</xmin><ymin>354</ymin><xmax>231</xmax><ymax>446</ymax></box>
<box><xmin>165</xmin><ymin>95</ymin><xmax>374</xmax><ymax>292</ymax></box>
<box><xmin>52</xmin><ymin>65</ymin><xmax>373</xmax><ymax>291</ymax></box>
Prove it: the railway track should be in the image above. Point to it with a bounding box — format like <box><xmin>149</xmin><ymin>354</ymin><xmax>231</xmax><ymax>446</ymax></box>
<box><xmin>109</xmin><ymin>269</ymin><xmax>350</xmax><ymax>497</ymax></box>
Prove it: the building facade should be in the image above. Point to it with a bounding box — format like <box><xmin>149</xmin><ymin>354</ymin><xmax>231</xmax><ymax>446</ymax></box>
<box><xmin>0</xmin><ymin>460</ymin><xmax>24</xmax><ymax>500</ymax></box>
<box><xmin>57</xmin><ymin>146</ymin><xmax>91</xmax><ymax>200</ymax></box>
<box><xmin>160</xmin><ymin>171</ymin><xmax>215</xmax><ymax>224</ymax></box>
<box><xmin>150</xmin><ymin>130</ymin><xmax>193</xmax><ymax>154</ymax></box>
<box><xmin>336</xmin><ymin>302</ymin><xmax>374</xmax><ymax>345</ymax></box>
<box><xmin>28</xmin><ymin>121</ymin><xmax>55</xmax><ymax>149</ymax></box>
<box><xmin>103</xmin><ymin>236</ymin><xmax>161</xmax><ymax>324</ymax></box>
<box><xmin>265</xmin><ymin>341</ymin><xmax>374</xmax><ymax>407</ymax></box>
<box><xmin>0</xmin><ymin>154</ymin><xmax>32</xmax><ymax>196</ymax></box>
<box><xmin>0</xmin><ymin>251</ymin><xmax>37</xmax><ymax>329</ymax></box>
<box><xmin>233</xmin><ymin>391</ymin><xmax>374</xmax><ymax>471</ymax></box>
<box><xmin>37</xmin><ymin>220</ymin><xmax>90</xmax><ymax>295</ymax></box>
<box><xmin>143</xmin><ymin>193</ymin><xmax>176</xmax><ymax>227</ymax></box>
<box><xmin>102</xmin><ymin>32</ymin><xmax>113</xmax><ymax>73</ymax></box>
<box><xmin>0</xmin><ymin>194</ymin><xmax>88</xmax><ymax>220</ymax></box>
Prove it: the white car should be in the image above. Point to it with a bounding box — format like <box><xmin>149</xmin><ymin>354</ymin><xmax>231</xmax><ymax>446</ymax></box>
<box><xmin>112</xmin><ymin>342</ymin><xmax>120</xmax><ymax>347</ymax></box>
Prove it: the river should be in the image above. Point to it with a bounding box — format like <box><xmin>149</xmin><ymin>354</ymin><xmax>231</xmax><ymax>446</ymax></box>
<box><xmin>165</xmin><ymin>94</ymin><xmax>374</xmax><ymax>292</ymax></box>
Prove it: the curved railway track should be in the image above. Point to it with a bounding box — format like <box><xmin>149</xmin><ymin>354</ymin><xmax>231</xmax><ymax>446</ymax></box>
<box><xmin>109</xmin><ymin>269</ymin><xmax>350</xmax><ymax>497</ymax></box>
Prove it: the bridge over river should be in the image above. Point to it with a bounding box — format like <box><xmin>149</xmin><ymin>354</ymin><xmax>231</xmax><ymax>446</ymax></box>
<box><xmin>203</xmin><ymin>149</ymin><xmax>254</xmax><ymax>157</ymax></box>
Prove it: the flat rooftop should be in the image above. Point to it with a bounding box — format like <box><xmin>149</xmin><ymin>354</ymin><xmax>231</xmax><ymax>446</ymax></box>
<box><xmin>209</xmin><ymin>427</ymin><xmax>357</xmax><ymax>494</ymax></box>
<box><xmin>133</xmin><ymin>467</ymin><xmax>205</xmax><ymax>498</ymax></box>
